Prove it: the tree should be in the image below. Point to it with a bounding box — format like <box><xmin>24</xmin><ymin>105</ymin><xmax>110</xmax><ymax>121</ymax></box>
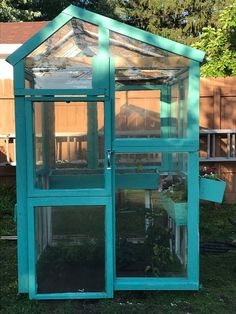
<box><xmin>117</xmin><ymin>0</ymin><xmax>234</xmax><ymax>44</ymax></box>
<box><xmin>35</xmin><ymin>0</ymin><xmax>120</xmax><ymax>21</ymax></box>
<box><xmin>0</xmin><ymin>0</ymin><xmax>41</xmax><ymax>22</ymax></box>
<box><xmin>0</xmin><ymin>0</ymin><xmax>120</xmax><ymax>22</ymax></box>
<box><xmin>193</xmin><ymin>1</ymin><xmax>236</xmax><ymax>77</ymax></box>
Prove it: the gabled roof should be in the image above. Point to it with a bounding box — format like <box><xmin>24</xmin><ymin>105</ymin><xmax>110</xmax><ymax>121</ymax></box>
<box><xmin>0</xmin><ymin>21</ymin><xmax>48</xmax><ymax>44</ymax></box>
<box><xmin>6</xmin><ymin>5</ymin><xmax>205</xmax><ymax>66</ymax></box>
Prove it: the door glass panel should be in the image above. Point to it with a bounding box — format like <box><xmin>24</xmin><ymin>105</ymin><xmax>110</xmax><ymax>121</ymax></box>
<box><xmin>25</xmin><ymin>19</ymin><xmax>99</xmax><ymax>89</ymax></box>
<box><xmin>115</xmin><ymin>90</ymin><xmax>161</xmax><ymax>138</ymax></box>
<box><xmin>116</xmin><ymin>152</ymin><xmax>161</xmax><ymax>170</ymax></box>
<box><xmin>115</xmin><ymin>82</ymin><xmax>189</xmax><ymax>139</ymax></box>
<box><xmin>34</xmin><ymin>101</ymin><xmax>104</xmax><ymax>189</ymax></box>
<box><xmin>35</xmin><ymin>206</ymin><xmax>105</xmax><ymax>293</ymax></box>
<box><xmin>116</xmin><ymin>152</ymin><xmax>188</xmax><ymax>278</ymax></box>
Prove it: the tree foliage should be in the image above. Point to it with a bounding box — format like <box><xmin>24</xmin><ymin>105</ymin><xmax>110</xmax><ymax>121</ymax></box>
<box><xmin>1</xmin><ymin>0</ymin><xmax>235</xmax><ymax>77</ymax></box>
<box><xmin>0</xmin><ymin>0</ymin><xmax>41</xmax><ymax>22</ymax></box>
<box><xmin>194</xmin><ymin>1</ymin><xmax>236</xmax><ymax>77</ymax></box>
<box><xmin>1</xmin><ymin>0</ymin><xmax>233</xmax><ymax>44</ymax></box>
<box><xmin>34</xmin><ymin>0</ymin><xmax>120</xmax><ymax>21</ymax></box>
<box><xmin>117</xmin><ymin>0</ymin><xmax>234</xmax><ymax>44</ymax></box>
<box><xmin>0</xmin><ymin>0</ymin><xmax>120</xmax><ymax>22</ymax></box>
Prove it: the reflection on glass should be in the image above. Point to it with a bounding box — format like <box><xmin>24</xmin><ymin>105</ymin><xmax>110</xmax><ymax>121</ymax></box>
<box><xmin>116</xmin><ymin>152</ymin><xmax>188</xmax><ymax>278</ymax></box>
<box><xmin>35</xmin><ymin>206</ymin><xmax>105</xmax><ymax>293</ymax></box>
<box><xmin>25</xmin><ymin>19</ymin><xmax>98</xmax><ymax>89</ymax></box>
<box><xmin>170</xmin><ymin>78</ymin><xmax>189</xmax><ymax>138</ymax></box>
<box><xmin>115</xmin><ymin>82</ymin><xmax>189</xmax><ymax>139</ymax></box>
<box><xmin>116</xmin><ymin>152</ymin><xmax>161</xmax><ymax>169</ymax></box>
<box><xmin>115</xmin><ymin>90</ymin><xmax>161</xmax><ymax>138</ymax></box>
<box><xmin>34</xmin><ymin>101</ymin><xmax>104</xmax><ymax>189</ymax></box>
<box><xmin>110</xmin><ymin>30</ymin><xmax>189</xmax><ymax>86</ymax></box>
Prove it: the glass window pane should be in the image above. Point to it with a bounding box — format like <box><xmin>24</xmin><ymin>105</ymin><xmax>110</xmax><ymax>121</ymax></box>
<box><xmin>25</xmin><ymin>19</ymin><xmax>99</xmax><ymax>89</ymax></box>
<box><xmin>34</xmin><ymin>101</ymin><xmax>104</xmax><ymax>189</ymax></box>
<box><xmin>116</xmin><ymin>152</ymin><xmax>188</xmax><ymax>278</ymax></box>
<box><xmin>115</xmin><ymin>90</ymin><xmax>161</xmax><ymax>138</ymax></box>
<box><xmin>115</xmin><ymin>83</ymin><xmax>189</xmax><ymax>139</ymax></box>
<box><xmin>35</xmin><ymin>206</ymin><xmax>105</xmax><ymax>293</ymax></box>
<box><xmin>110</xmin><ymin>31</ymin><xmax>189</xmax><ymax>86</ymax></box>
<box><xmin>111</xmin><ymin>31</ymin><xmax>189</xmax><ymax>139</ymax></box>
<box><xmin>116</xmin><ymin>152</ymin><xmax>161</xmax><ymax>169</ymax></box>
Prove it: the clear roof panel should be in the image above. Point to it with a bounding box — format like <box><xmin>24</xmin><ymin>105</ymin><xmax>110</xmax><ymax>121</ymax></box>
<box><xmin>25</xmin><ymin>19</ymin><xmax>99</xmax><ymax>89</ymax></box>
<box><xmin>110</xmin><ymin>31</ymin><xmax>189</xmax><ymax>86</ymax></box>
<box><xmin>24</xmin><ymin>20</ymin><xmax>190</xmax><ymax>89</ymax></box>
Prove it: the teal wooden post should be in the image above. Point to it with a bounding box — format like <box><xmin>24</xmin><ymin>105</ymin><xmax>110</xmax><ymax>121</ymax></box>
<box><xmin>187</xmin><ymin>151</ymin><xmax>199</xmax><ymax>287</ymax></box>
<box><xmin>14</xmin><ymin>60</ymin><xmax>29</xmax><ymax>292</ymax></box>
<box><xmin>109</xmin><ymin>57</ymin><xmax>116</xmax><ymax>283</ymax></box>
<box><xmin>187</xmin><ymin>60</ymin><xmax>200</xmax><ymax>287</ymax></box>
<box><xmin>187</xmin><ymin>61</ymin><xmax>200</xmax><ymax>142</ymax></box>
<box><xmin>88</xmin><ymin>26</ymin><xmax>110</xmax><ymax>170</ymax></box>
<box><xmin>92</xmin><ymin>26</ymin><xmax>109</xmax><ymax>90</ymax></box>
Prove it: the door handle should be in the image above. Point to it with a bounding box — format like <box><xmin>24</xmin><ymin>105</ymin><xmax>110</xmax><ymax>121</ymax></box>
<box><xmin>107</xmin><ymin>149</ymin><xmax>112</xmax><ymax>170</ymax></box>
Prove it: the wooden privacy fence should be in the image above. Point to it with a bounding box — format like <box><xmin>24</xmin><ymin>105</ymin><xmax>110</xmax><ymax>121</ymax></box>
<box><xmin>1</xmin><ymin>77</ymin><xmax>236</xmax><ymax>202</ymax></box>
<box><xmin>199</xmin><ymin>77</ymin><xmax>236</xmax><ymax>203</ymax></box>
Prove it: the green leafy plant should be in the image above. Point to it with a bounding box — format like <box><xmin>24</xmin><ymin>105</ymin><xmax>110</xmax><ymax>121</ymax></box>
<box><xmin>193</xmin><ymin>1</ymin><xmax>236</xmax><ymax>77</ymax></box>
<box><xmin>145</xmin><ymin>209</ymin><xmax>173</xmax><ymax>276</ymax></box>
<box><xmin>0</xmin><ymin>185</ymin><xmax>16</xmax><ymax>215</ymax></box>
<box><xmin>135</xmin><ymin>160</ymin><xmax>144</xmax><ymax>173</ymax></box>
<box><xmin>145</xmin><ymin>244</ymin><xmax>173</xmax><ymax>276</ymax></box>
<box><xmin>200</xmin><ymin>166</ymin><xmax>219</xmax><ymax>180</ymax></box>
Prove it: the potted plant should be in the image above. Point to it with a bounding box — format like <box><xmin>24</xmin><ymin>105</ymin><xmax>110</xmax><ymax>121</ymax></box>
<box><xmin>199</xmin><ymin>166</ymin><xmax>226</xmax><ymax>203</ymax></box>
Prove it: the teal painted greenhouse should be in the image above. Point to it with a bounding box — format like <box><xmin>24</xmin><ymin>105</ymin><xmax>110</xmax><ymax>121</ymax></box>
<box><xmin>6</xmin><ymin>5</ymin><xmax>221</xmax><ymax>299</ymax></box>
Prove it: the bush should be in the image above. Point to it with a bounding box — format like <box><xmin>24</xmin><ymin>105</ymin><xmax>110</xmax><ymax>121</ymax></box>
<box><xmin>0</xmin><ymin>185</ymin><xmax>16</xmax><ymax>215</ymax></box>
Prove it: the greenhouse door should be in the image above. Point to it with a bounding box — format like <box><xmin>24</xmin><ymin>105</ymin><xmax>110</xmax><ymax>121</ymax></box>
<box><xmin>112</xmin><ymin>88</ymin><xmax>165</xmax><ymax>288</ymax></box>
<box><xmin>26</xmin><ymin>97</ymin><xmax>114</xmax><ymax>299</ymax></box>
<box><xmin>111</xmin><ymin>86</ymin><xmax>192</xmax><ymax>290</ymax></box>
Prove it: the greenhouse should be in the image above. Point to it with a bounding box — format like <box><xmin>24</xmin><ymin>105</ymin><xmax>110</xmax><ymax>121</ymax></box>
<box><xmin>7</xmin><ymin>5</ymin><xmax>207</xmax><ymax>299</ymax></box>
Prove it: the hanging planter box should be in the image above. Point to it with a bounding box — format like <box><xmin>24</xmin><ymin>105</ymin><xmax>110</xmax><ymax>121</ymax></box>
<box><xmin>199</xmin><ymin>177</ymin><xmax>226</xmax><ymax>203</ymax></box>
<box><xmin>160</xmin><ymin>194</ymin><xmax>187</xmax><ymax>225</ymax></box>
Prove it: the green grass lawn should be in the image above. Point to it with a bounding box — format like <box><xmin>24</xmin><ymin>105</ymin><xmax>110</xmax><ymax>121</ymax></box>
<box><xmin>1</xmin><ymin>186</ymin><xmax>236</xmax><ymax>313</ymax></box>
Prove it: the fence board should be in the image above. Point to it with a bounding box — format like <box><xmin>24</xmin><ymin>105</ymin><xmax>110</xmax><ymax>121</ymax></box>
<box><xmin>0</xmin><ymin>77</ymin><xmax>236</xmax><ymax>202</ymax></box>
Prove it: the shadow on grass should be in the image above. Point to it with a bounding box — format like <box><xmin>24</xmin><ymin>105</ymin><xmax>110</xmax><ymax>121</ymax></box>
<box><xmin>1</xmin><ymin>187</ymin><xmax>236</xmax><ymax>313</ymax></box>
